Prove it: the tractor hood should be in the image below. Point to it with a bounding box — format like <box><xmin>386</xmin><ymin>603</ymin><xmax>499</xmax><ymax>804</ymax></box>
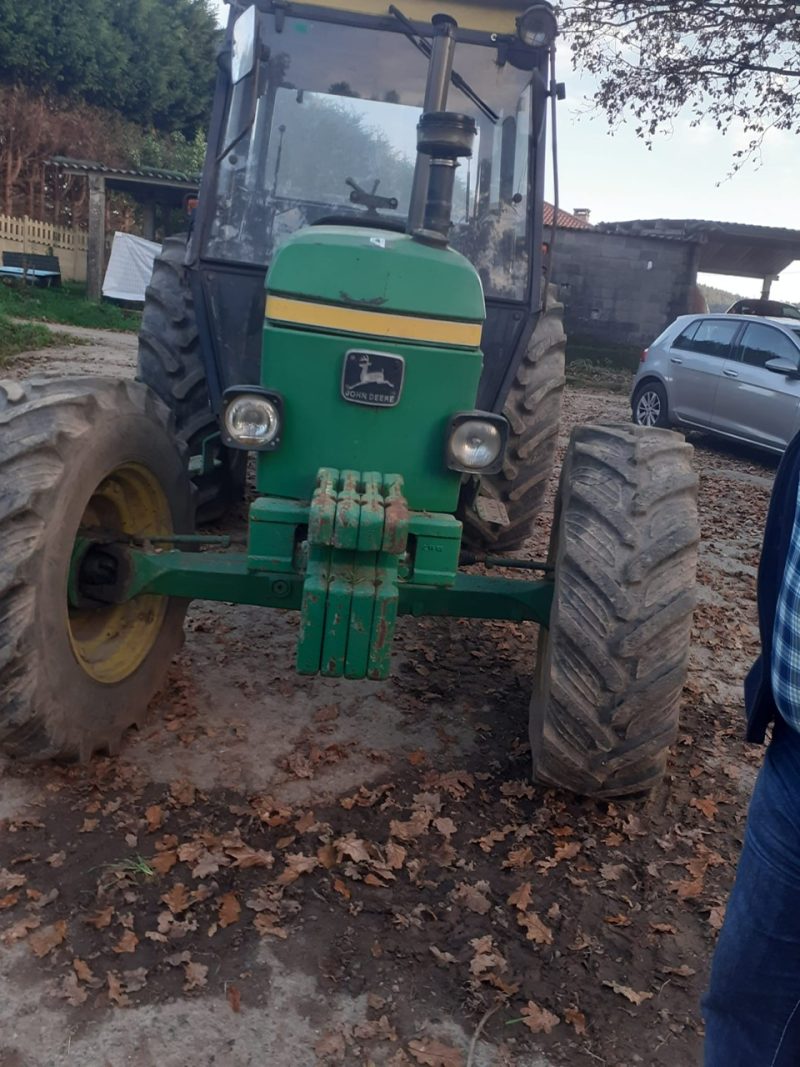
<box><xmin>266</xmin><ymin>225</ymin><xmax>485</xmax><ymax>332</ymax></box>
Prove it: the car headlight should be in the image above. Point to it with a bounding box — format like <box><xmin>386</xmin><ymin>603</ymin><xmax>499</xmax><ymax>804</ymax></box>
<box><xmin>446</xmin><ymin>412</ymin><xmax>509</xmax><ymax>475</ymax></box>
<box><xmin>221</xmin><ymin>388</ymin><xmax>283</xmax><ymax>450</ymax></box>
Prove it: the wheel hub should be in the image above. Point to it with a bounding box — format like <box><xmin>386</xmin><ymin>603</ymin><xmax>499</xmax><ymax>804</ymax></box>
<box><xmin>67</xmin><ymin>463</ymin><xmax>171</xmax><ymax>685</ymax></box>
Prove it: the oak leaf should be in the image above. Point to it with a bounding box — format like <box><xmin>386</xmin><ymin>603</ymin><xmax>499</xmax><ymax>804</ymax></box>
<box><xmin>521</xmin><ymin>1001</ymin><xmax>560</xmax><ymax>1034</ymax></box>
<box><xmin>183</xmin><ymin>960</ymin><xmax>209</xmax><ymax>991</ymax></box>
<box><xmin>517</xmin><ymin>911</ymin><xmax>553</xmax><ymax>945</ymax></box>
<box><xmin>29</xmin><ymin>919</ymin><xmax>67</xmax><ymax>958</ymax></box>
<box><xmin>507</xmin><ymin>882</ymin><xmax>532</xmax><ymax>912</ymax></box>
<box><xmin>218</xmin><ymin>892</ymin><xmax>241</xmax><ymax>928</ymax></box>
<box><xmin>602</xmin><ymin>980</ymin><xmax>653</xmax><ymax>1005</ymax></box>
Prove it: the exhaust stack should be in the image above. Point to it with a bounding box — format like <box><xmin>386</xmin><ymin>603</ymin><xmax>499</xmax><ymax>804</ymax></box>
<box><xmin>407</xmin><ymin>14</ymin><xmax>476</xmax><ymax>245</ymax></box>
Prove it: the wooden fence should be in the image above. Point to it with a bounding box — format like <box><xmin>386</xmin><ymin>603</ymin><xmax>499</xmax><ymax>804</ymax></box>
<box><xmin>0</xmin><ymin>215</ymin><xmax>88</xmax><ymax>282</ymax></box>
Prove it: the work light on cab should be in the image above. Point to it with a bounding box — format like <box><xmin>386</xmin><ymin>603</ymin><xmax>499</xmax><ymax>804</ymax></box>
<box><xmin>446</xmin><ymin>413</ymin><xmax>509</xmax><ymax>474</ymax></box>
<box><xmin>221</xmin><ymin>388</ymin><xmax>283</xmax><ymax>450</ymax></box>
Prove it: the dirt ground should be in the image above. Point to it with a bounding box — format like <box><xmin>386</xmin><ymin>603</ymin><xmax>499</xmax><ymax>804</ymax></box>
<box><xmin>0</xmin><ymin>332</ymin><xmax>778</xmax><ymax>1067</ymax></box>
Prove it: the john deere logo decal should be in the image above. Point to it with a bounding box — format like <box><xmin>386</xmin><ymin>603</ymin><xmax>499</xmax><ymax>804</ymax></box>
<box><xmin>341</xmin><ymin>350</ymin><xmax>404</xmax><ymax>407</ymax></box>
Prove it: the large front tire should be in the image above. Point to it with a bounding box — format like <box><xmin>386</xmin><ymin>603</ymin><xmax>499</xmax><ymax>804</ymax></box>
<box><xmin>138</xmin><ymin>234</ymin><xmax>245</xmax><ymax>524</ymax></box>
<box><xmin>530</xmin><ymin>423</ymin><xmax>699</xmax><ymax>797</ymax></box>
<box><xmin>459</xmin><ymin>294</ymin><xmax>566</xmax><ymax>551</ymax></box>
<box><xmin>0</xmin><ymin>378</ymin><xmax>193</xmax><ymax>760</ymax></box>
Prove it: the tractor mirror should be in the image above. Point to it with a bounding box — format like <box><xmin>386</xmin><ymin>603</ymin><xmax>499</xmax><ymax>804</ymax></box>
<box><xmin>231</xmin><ymin>5</ymin><xmax>258</xmax><ymax>84</ymax></box>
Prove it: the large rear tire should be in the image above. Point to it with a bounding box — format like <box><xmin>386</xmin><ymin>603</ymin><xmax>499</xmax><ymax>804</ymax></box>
<box><xmin>530</xmin><ymin>423</ymin><xmax>699</xmax><ymax>797</ymax></box>
<box><xmin>459</xmin><ymin>293</ymin><xmax>566</xmax><ymax>551</ymax></box>
<box><xmin>137</xmin><ymin>233</ymin><xmax>245</xmax><ymax>525</ymax></box>
<box><xmin>0</xmin><ymin>378</ymin><xmax>193</xmax><ymax>760</ymax></box>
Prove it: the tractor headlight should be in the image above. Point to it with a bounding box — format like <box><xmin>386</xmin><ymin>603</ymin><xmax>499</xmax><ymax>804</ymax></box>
<box><xmin>446</xmin><ymin>412</ymin><xmax>509</xmax><ymax>475</ymax></box>
<box><xmin>516</xmin><ymin>3</ymin><xmax>558</xmax><ymax>48</ymax></box>
<box><xmin>221</xmin><ymin>388</ymin><xmax>283</xmax><ymax>451</ymax></box>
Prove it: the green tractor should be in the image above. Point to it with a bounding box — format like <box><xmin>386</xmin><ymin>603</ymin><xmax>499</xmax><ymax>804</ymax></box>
<box><xmin>0</xmin><ymin>0</ymin><xmax>699</xmax><ymax>797</ymax></box>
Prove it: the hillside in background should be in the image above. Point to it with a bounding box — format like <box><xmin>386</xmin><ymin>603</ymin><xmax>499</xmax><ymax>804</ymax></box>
<box><xmin>699</xmin><ymin>283</ymin><xmax>746</xmax><ymax>312</ymax></box>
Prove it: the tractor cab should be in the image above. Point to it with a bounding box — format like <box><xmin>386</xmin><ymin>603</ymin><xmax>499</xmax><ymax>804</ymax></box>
<box><xmin>189</xmin><ymin>0</ymin><xmax>556</xmax><ymax>412</ymax></box>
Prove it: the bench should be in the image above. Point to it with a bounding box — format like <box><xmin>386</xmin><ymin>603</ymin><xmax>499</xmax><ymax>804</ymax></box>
<box><xmin>0</xmin><ymin>251</ymin><xmax>61</xmax><ymax>287</ymax></box>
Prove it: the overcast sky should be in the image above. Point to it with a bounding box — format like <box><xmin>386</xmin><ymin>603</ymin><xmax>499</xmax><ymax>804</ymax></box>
<box><xmin>210</xmin><ymin>0</ymin><xmax>799</xmax><ymax>302</ymax></box>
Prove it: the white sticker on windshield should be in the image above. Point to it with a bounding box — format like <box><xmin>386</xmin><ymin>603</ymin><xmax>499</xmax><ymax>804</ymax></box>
<box><xmin>369</xmin><ymin>237</ymin><xmax>386</xmax><ymax>248</ymax></box>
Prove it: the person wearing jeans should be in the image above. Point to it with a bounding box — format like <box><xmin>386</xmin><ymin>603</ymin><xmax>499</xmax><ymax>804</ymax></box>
<box><xmin>704</xmin><ymin>432</ymin><xmax>800</xmax><ymax>1065</ymax></box>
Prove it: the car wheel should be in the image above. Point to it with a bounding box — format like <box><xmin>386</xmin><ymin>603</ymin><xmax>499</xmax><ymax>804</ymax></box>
<box><xmin>632</xmin><ymin>381</ymin><xmax>670</xmax><ymax>428</ymax></box>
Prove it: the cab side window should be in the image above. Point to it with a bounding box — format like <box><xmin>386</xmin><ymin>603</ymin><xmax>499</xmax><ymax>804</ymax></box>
<box><xmin>737</xmin><ymin>324</ymin><xmax>800</xmax><ymax>369</ymax></box>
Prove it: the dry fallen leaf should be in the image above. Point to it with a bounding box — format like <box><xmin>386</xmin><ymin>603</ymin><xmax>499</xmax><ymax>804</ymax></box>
<box><xmin>407</xmin><ymin>1037</ymin><xmax>464</xmax><ymax>1067</ymax></box>
<box><xmin>386</xmin><ymin>841</ymin><xmax>407</xmax><ymax>870</ymax></box>
<box><xmin>517</xmin><ymin>911</ymin><xmax>553</xmax><ymax>945</ymax></box>
<box><xmin>275</xmin><ymin>853</ymin><xmax>318</xmax><ymax>886</ymax></box>
<box><xmin>169</xmin><ymin>779</ymin><xmax>197</xmax><ymax>807</ymax></box>
<box><xmin>3</xmin><ymin>915</ymin><xmax>41</xmax><ymax>942</ymax></box>
<box><xmin>218</xmin><ymin>892</ymin><xmax>241</xmax><ymax>929</ymax></box>
<box><xmin>690</xmin><ymin>796</ymin><xmax>719</xmax><ymax>820</ymax></box>
<box><xmin>564</xmin><ymin>1007</ymin><xmax>587</xmax><ymax>1036</ymax></box>
<box><xmin>602</xmin><ymin>980</ymin><xmax>653</xmax><ymax>1005</ymax></box>
<box><xmin>60</xmin><ymin>971</ymin><xmax>88</xmax><ymax>1006</ymax></box>
<box><xmin>161</xmin><ymin>883</ymin><xmax>190</xmax><ymax>915</ymax></box>
<box><xmin>604</xmin><ymin>913</ymin><xmax>632</xmax><ymax>928</ymax></box>
<box><xmin>183</xmin><ymin>960</ymin><xmax>209</xmax><ymax>992</ymax></box>
<box><xmin>0</xmin><ymin>868</ymin><xmax>26</xmax><ymax>891</ymax></box>
<box><xmin>73</xmin><ymin>958</ymin><xmax>97</xmax><ymax>984</ymax></box>
<box><xmin>253</xmin><ymin>914</ymin><xmax>288</xmax><ymax>939</ymax></box>
<box><xmin>650</xmin><ymin>922</ymin><xmax>677</xmax><ymax>935</ymax></box>
<box><xmin>29</xmin><ymin>919</ymin><xmax>67</xmax><ymax>958</ymax></box>
<box><xmin>315</xmin><ymin>1030</ymin><xmax>347</xmax><ymax>1062</ymax></box>
<box><xmin>335</xmin><ymin>835</ymin><xmax>371</xmax><ymax>864</ymax></box>
<box><xmin>145</xmin><ymin>805</ymin><xmax>164</xmax><ymax>832</ymax></box>
<box><xmin>507</xmin><ymin>882</ymin><xmax>532</xmax><ymax>912</ymax></box>
<box><xmin>151</xmin><ymin>851</ymin><xmax>178</xmax><ymax>875</ymax></box>
<box><xmin>451</xmin><ymin>881</ymin><xmax>491</xmax><ymax>915</ymax></box>
<box><xmin>112</xmin><ymin>929</ymin><xmax>139</xmax><ymax>954</ymax></box>
<box><xmin>708</xmin><ymin>905</ymin><xmax>726</xmax><ymax>931</ymax></box>
<box><xmin>430</xmin><ymin>945</ymin><xmax>457</xmax><ymax>965</ymax></box>
<box><xmin>433</xmin><ymin>817</ymin><xmax>457</xmax><ymax>838</ymax></box>
<box><xmin>228</xmin><ymin>984</ymin><xmax>242</xmax><ymax>1013</ymax></box>
<box><xmin>521</xmin><ymin>1001</ymin><xmax>560</xmax><ymax>1034</ymax></box>
<box><xmin>107</xmin><ymin>971</ymin><xmax>129</xmax><ymax>1007</ymax></box>
<box><xmin>84</xmin><ymin>906</ymin><xmax>113</xmax><ymax>929</ymax></box>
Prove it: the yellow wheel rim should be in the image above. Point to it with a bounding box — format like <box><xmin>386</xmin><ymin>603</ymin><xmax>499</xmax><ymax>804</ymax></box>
<box><xmin>68</xmin><ymin>463</ymin><xmax>171</xmax><ymax>685</ymax></box>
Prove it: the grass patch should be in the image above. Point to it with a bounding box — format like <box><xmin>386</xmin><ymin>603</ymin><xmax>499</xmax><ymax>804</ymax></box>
<box><xmin>0</xmin><ymin>280</ymin><xmax>141</xmax><ymax>332</ymax></box>
<box><xmin>0</xmin><ymin>312</ymin><xmax>65</xmax><ymax>367</ymax></box>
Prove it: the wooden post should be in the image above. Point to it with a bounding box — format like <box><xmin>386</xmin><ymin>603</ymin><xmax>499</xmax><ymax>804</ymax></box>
<box><xmin>87</xmin><ymin>173</ymin><xmax>106</xmax><ymax>300</ymax></box>
<box><xmin>142</xmin><ymin>198</ymin><xmax>156</xmax><ymax>241</ymax></box>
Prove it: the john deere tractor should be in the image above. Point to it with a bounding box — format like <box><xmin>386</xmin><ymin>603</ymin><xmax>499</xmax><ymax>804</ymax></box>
<box><xmin>0</xmin><ymin>0</ymin><xmax>699</xmax><ymax>797</ymax></box>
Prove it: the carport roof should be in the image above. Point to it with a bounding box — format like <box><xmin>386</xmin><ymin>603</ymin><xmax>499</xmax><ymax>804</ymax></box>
<box><xmin>595</xmin><ymin>218</ymin><xmax>800</xmax><ymax>280</ymax></box>
<box><xmin>50</xmin><ymin>156</ymin><xmax>199</xmax><ymax>207</ymax></box>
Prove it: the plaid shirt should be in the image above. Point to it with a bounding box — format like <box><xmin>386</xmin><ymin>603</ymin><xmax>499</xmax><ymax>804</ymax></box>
<box><xmin>772</xmin><ymin>483</ymin><xmax>800</xmax><ymax>732</ymax></box>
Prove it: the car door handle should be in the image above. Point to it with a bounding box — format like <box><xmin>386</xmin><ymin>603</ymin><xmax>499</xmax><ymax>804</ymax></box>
<box><xmin>670</xmin><ymin>357</ymin><xmax>683</xmax><ymax>364</ymax></box>
<box><xmin>723</xmin><ymin>369</ymin><xmax>739</xmax><ymax>378</ymax></box>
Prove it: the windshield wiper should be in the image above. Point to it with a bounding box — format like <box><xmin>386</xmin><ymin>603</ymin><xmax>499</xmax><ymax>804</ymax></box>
<box><xmin>388</xmin><ymin>5</ymin><xmax>499</xmax><ymax>124</ymax></box>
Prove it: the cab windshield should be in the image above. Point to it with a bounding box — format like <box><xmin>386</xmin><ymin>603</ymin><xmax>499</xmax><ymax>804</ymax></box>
<box><xmin>205</xmin><ymin>14</ymin><xmax>537</xmax><ymax>300</ymax></box>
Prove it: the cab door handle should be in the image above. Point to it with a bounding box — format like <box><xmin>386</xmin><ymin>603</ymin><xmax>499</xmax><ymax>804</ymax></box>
<box><xmin>670</xmin><ymin>357</ymin><xmax>683</xmax><ymax>364</ymax></box>
<box><xmin>723</xmin><ymin>368</ymin><xmax>739</xmax><ymax>378</ymax></box>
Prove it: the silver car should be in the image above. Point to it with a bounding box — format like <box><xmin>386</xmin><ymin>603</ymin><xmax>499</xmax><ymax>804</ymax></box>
<box><xmin>631</xmin><ymin>314</ymin><xmax>800</xmax><ymax>453</ymax></box>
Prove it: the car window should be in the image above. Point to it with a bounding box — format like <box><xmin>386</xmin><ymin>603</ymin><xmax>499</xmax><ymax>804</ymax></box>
<box><xmin>672</xmin><ymin>321</ymin><xmax>700</xmax><ymax>351</ymax></box>
<box><xmin>676</xmin><ymin>319</ymin><xmax>739</xmax><ymax>358</ymax></box>
<box><xmin>737</xmin><ymin>323</ymin><xmax>800</xmax><ymax>369</ymax></box>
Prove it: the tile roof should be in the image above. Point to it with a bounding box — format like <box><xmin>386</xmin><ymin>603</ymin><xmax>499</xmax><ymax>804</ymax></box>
<box><xmin>543</xmin><ymin>203</ymin><xmax>592</xmax><ymax>230</ymax></box>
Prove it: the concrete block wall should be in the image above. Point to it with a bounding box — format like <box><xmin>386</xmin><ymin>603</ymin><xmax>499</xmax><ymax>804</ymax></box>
<box><xmin>550</xmin><ymin>229</ymin><xmax>697</xmax><ymax>350</ymax></box>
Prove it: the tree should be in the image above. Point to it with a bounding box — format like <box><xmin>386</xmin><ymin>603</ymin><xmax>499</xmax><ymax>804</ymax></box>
<box><xmin>558</xmin><ymin>2</ymin><xmax>800</xmax><ymax>162</ymax></box>
<box><xmin>0</xmin><ymin>0</ymin><xmax>220</xmax><ymax>135</ymax></box>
